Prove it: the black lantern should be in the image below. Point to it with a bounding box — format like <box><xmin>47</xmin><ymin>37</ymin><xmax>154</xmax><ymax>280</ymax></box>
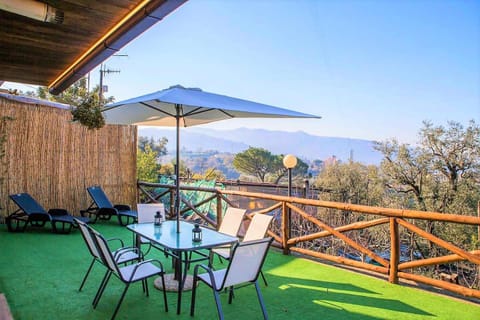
<box><xmin>192</xmin><ymin>223</ymin><xmax>202</xmax><ymax>242</ymax></box>
<box><xmin>154</xmin><ymin>211</ymin><xmax>162</xmax><ymax>226</ymax></box>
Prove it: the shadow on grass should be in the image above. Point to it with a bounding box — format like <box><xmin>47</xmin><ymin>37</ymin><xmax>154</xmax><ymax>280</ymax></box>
<box><xmin>261</xmin><ymin>274</ymin><xmax>434</xmax><ymax>320</ymax></box>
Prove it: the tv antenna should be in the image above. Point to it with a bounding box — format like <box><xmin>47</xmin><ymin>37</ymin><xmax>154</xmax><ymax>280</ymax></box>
<box><xmin>99</xmin><ymin>54</ymin><xmax>128</xmax><ymax>101</ymax></box>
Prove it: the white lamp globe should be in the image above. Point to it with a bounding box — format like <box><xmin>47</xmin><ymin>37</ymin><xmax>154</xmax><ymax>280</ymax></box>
<box><xmin>283</xmin><ymin>154</ymin><xmax>297</xmax><ymax>169</ymax></box>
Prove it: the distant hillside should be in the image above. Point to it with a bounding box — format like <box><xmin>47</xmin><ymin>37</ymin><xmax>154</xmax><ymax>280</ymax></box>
<box><xmin>138</xmin><ymin>127</ymin><xmax>383</xmax><ymax>165</ymax></box>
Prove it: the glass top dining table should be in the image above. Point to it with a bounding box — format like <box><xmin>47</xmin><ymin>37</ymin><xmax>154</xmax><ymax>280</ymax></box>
<box><xmin>127</xmin><ymin>220</ymin><xmax>238</xmax><ymax>314</ymax></box>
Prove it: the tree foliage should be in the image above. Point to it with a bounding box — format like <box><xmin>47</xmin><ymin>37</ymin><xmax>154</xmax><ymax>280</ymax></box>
<box><xmin>36</xmin><ymin>77</ymin><xmax>114</xmax><ymax>106</ymax></box>
<box><xmin>375</xmin><ymin>120</ymin><xmax>480</xmax><ymax>214</ymax></box>
<box><xmin>35</xmin><ymin>78</ymin><xmax>115</xmax><ymax>130</ymax></box>
<box><xmin>232</xmin><ymin>147</ymin><xmax>309</xmax><ymax>183</ymax></box>
<box><xmin>375</xmin><ymin>120</ymin><xmax>480</xmax><ymax>256</ymax></box>
<box><xmin>233</xmin><ymin>147</ymin><xmax>275</xmax><ymax>182</ymax></box>
<box><xmin>315</xmin><ymin>161</ymin><xmax>384</xmax><ymax>206</ymax></box>
<box><xmin>138</xmin><ymin>136</ymin><xmax>168</xmax><ymax>157</ymax></box>
<box><xmin>192</xmin><ymin>167</ymin><xmax>226</xmax><ymax>181</ymax></box>
<box><xmin>137</xmin><ymin>145</ymin><xmax>160</xmax><ymax>182</ymax></box>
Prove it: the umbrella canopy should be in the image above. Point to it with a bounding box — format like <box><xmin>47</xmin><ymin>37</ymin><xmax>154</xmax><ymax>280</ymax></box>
<box><xmin>104</xmin><ymin>85</ymin><xmax>321</xmax><ymax>232</ymax></box>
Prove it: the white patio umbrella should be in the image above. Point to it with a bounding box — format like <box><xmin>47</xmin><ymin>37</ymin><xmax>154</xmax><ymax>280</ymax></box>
<box><xmin>103</xmin><ymin>85</ymin><xmax>321</xmax><ymax>232</ymax></box>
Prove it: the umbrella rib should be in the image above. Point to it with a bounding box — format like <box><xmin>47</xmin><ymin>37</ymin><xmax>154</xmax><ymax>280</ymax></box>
<box><xmin>140</xmin><ymin>101</ymin><xmax>176</xmax><ymax>117</ymax></box>
<box><xmin>183</xmin><ymin>107</ymin><xmax>234</xmax><ymax>119</ymax></box>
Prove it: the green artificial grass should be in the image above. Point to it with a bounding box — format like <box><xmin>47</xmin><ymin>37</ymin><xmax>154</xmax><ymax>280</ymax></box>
<box><xmin>0</xmin><ymin>221</ymin><xmax>479</xmax><ymax>320</ymax></box>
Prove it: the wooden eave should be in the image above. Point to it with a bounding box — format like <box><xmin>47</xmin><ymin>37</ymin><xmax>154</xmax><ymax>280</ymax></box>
<box><xmin>0</xmin><ymin>0</ymin><xmax>186</xmax><ymax>94</ymax></box>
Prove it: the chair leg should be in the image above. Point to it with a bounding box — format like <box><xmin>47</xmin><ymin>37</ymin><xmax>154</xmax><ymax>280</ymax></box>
<box><xmin>190</xmin><ymin>276</ymin><xmax>198</xmax><ymax>316</ymax></box>
<box><xmin>228</xmin><ymin>286</ymin><xmax>234</xmax><ymax>304</ymax></box>
<box><xmin>182</xmin><ymin>252</ymin><xmax>190</xmax><ymax>285</ymax></box>
<box><xmin>144</xmin><ymin>279</ymin><xmax>149</xmax><ymax>297</ymax></box>
<box><xmin>93</xmin><ymin>271</ymin><xmax>111</xmax><ymax>308</ymax></box>
<box><xmin>260</xmin><ymin>270</ymin><xmax>268</xmax><ymax>286</ymax></box>
<box><xmin>255</xmin><ymin>281</ymin><xmax>268</xmax><ymax>320</ymax></box>
<box><xmin>161</xmin><ymin>274</ymin><xmax>168</xmax><ymax>312</ymax></box>
<box><xmin>79</xmin><ymin>259</ymin><xmax>95</xmax><ymax>291</ymax></box>
<box><xmin>208</xmin><ymin>250</ymin><xmax>214</xmax><ymax>268</ymax></box>
<box><xmin>213</xmin><ymin>290</ymin><xmax>224</xmax><ymax>320</ymax></box>
<box><xmin>111</xmin><ymin>284</ymin><xmax>130</xmax><ymax>320</ymax></box>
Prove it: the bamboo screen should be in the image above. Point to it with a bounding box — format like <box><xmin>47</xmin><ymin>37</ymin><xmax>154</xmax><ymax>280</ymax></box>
<box><xmin>0</xmin><ymin>96</ymin><xmax>137</xmax><ymax>218</ymax></box>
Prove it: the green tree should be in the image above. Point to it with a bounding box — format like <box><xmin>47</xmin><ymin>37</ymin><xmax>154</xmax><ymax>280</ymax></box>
<box><xmin>137</xmin><ymin>145</ymin><xmax>160</xmax><ymax>182</ymax></box>
<box><xmin>233</xmin><ymin>147</ymin><xmax>310</xmax><ymax>183</ymax></box>
<box><xmin>233</xmin><ymin>147</ymin><xmax>276</xmax><ymax>182</ymax></box>
<box><xmin>315</xmin><ymin>161</ymin><xmax>383</xmax><ymax>206</ymax></box>
<box><xmin>138</xmin><ymin>136</ymin><xmax>168</xmax><ymax>157</ymax></box>
<box><xmin>420</xmin><ymin>120</ymin><xmax>480</xmax><ymax>211</ymax></box>
<box><xmin>375</xmin><ymin>120</ymin><xmax>480</xmax><ymax>214</ymax></box>
<box><xmin>375</xmin><ymin>120</ymin><xmax>480</xmax><ymax>257</ymax></box>
<box><xmin>374</xmin><ymin>139</ymin><xmax>430</xmax><ymax>211</ymax></box>
<box><xmin>35</xmin><ymin>78</ymin><xmax>115</xmax><ymax>130</ymax></box>
<box><xmin>192</xmin><ymin>167</ymin><xmax>226</xmax><ymax>181</ymax></box>
<box><xmin>36</xmin><ymin>77</ymin><xmax>114</xmax><ymax>105</ymax></box>
<box><xmin>271</xmin><ymin>155</ymin><xmax>309</xmax><ymax>184</ymax></box>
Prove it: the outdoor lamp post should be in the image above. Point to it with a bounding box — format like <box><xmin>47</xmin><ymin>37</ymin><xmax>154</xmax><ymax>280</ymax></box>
<box><xmin>283</xmin><ymin>154</ymin><xmax>297</xmax><ymax>240</ymax></box>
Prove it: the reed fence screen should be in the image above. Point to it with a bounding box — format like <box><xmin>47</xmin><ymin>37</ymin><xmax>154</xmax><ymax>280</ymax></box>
<box><xmin>0</xmin><ymin>95</ymin><xmax>137</xmax><ymax>218</ymax></box>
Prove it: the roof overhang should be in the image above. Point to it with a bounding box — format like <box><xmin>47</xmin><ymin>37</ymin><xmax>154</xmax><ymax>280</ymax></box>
<box><xmin>0</xmin><ymin>0</ymin><xmax>187</xmax><ymax>95</ymax></box>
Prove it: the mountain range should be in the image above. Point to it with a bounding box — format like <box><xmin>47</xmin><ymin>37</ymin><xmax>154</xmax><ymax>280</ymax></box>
<box><xmin>138</xmin><ymin>127</ymin><xmax>384</xmax><ymax>165</ymax></box>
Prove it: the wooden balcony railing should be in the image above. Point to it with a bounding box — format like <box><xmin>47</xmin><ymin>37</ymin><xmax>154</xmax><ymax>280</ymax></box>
<box><xmin>137</xmin><ymin>180</ymin><xmax>480</xmax><ymax>300</ymax></box>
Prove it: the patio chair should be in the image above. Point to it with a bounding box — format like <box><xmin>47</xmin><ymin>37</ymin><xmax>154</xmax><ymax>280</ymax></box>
<box><xmin>83</xmin><ymin>186</ymin><xmax>137</xmax><ymax>226</ymax></box>
<box><xmin>6</xmin><ymin>193</ymin><xmax>89</xmax><ymax>233</ymax></box>
<box><xmin>136</xmin><ymin>203</ymin><xmax>165</xmax><ymax>255</ymax></box>
<box><xmin>210</xmin><ymin>213</ymin><xmax>273</xmax><ymax>286</ymax></box>
<box><xmin>190</xmin><ymin>237</ymin><xmax>273</xmax><ymax>320</ymax></box>
<box><xmin>217</xmin><ymin>207</ymin><xmax>246</xmax><ymax>236</ymax></box>
<box><xmin>187</xmin><ymin>207</ymin><xmax>246</xmax><ymax>270</ymax></box>
<box><xmin>90</xmin><ymin>228</ymin><xmax>168</xmax><ymax>320</ymax></box>
<box><xmin>75</xmin><ymin>218</ymin><xmax>142</xmax><ymax>292</ymax></box>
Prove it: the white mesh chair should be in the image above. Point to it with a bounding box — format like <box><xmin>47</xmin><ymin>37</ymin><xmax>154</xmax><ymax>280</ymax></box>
<box><xmin>75</xmin><ymin>218</ymin><xmax>142</xmax><ymax>292</ymax></box>
<box><xmin>210</xmin><ymin>213</ymin><xmax>273</xmax><ymax>285</ymax></box>
<box><xmin>218</xmin><ymin>207</ymin><xmax>246</xmax><ymax>236</ymax></box>
<box><xmin>190</xmin><ymin>237</ymin><xmax>273</xmax><ymax>320</ymax></box>
<box><xmin>208</xmin><ymin>207</ymin><xmax>246</xmax><ymax>261</ymax></box>
<box><xmin>188</xmin><ymin>207</ymin><xmax>246</xmax><ymax>270</ymax></box>
<box><xmin>136</xmin><ymin>203</ymin><xmax>165</xmax><ymax>255</ymax></box>
<box><xmin>91</xmin><ymin>228</ymin><xmax>168</xmax><ymax>320</ymax></box>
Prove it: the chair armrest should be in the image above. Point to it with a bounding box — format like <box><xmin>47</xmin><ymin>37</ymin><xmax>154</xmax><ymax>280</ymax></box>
<box><xmin>106</xmin><ymin>237</ymin><xmax>125</xmax><ymax>248</ymax></box>
<box><xmin>48</xmin><ymin>208</ymin><xmax>69</xmax><ymax>216</ymax></box>
<box><xmin>128</xmin><ymin>259</ymin><xmax>164</xmax><ymax>281</ymax></box>
<box><xmin>114</xmin><ymin>204</ymin><xmax>131</xmax><ymax>211</ymax></box>
<box><xmin>114</xmin><ymin>246</ymin><xmax>142</xmax><ymax>260</ymax></box>
<box><xmin>194</xmin><ymin>263</ymin><xmax>213</xmax><ymax>274</ymax></box>
<box><xmin>193</xmin><ymin>263</ymin><xmax>219</xmax><ymax>289</ymax></box>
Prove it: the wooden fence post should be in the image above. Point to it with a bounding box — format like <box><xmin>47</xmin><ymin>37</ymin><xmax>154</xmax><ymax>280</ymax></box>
<box><xmin>282</xmin><ymin>201</ymin><xmax>290</xmax><ymax>255</ymax></box>
<box><xmin>216</xmin><ymin>193</ymin><xmax>223</xmax><ymax>229</ymax></box>
<box><xmin>389</xmin><ymin>217</ymin><xmax>399</xmax><ymax>284</ymax></box>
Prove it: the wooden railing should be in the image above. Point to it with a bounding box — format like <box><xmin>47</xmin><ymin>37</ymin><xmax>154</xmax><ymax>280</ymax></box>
<box><xmin>137</xmin><ymin>181</ymin><xmax>480</xmax><ymax>300</ymax></box>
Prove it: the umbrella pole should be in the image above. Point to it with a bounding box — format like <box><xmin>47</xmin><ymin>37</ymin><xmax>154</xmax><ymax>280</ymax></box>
<box><xmin>175</xmin><ymin>104</ymin><xmax>181</xmax><ymax>233</ymax></box>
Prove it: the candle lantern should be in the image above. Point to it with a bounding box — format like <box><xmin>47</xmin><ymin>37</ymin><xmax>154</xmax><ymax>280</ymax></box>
<box><xmin>154</xmin><ymin>211</ymin><xmax>162</xmax><ymax>226</ymax></box>
<box><xmin>192</xmin><ymin>223</ymin><xmax>202</xmax><ymax>242</ymax></box>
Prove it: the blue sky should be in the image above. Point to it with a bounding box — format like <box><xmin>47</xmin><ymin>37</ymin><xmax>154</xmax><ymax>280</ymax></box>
<box><xmin>5</xmin><ymin>0</ymin><xmax>480</xmax><ymax>143</ymax></box>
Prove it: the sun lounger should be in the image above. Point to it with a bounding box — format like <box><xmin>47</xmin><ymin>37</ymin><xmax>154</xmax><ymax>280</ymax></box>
<box><xmin>6</xmin><ymin>193</ymin><xmax>89</xmax><ymax>233</ymax></box>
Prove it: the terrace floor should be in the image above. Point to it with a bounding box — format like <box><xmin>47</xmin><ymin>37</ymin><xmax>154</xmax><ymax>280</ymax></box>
<box><xmin>0</xmin><ymin>222</ymin><xmax>479</xmax><ymax>320</ymax></box>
